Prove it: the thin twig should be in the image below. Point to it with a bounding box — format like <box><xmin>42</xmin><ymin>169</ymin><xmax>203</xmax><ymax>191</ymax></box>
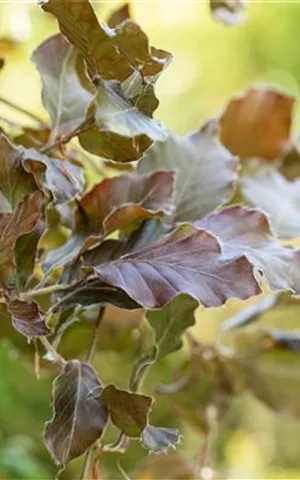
<box><xmin>40</xmin><ymin>337</ymin><xmax>66</xmax><ymax>367</ymax></box>
<box><xmin>0</xmin><ymin>96</ymin><xmax>45</xmax><ymax>124</ymax></box>
<box><xmin>40</xmin><ymin>116</ymin><xmax>94</xmax><ymax>154</ymax></box>
<box><xmin>197</xmin><ymin>405</ymin><xmax>218</xmax><ymax>478</ymax></box>
<box><xmin>20</xmin><ymin>283</ymin><xmax>70</xmax><ymax>301</ymax></box>
<box><xmin>80</xmin><ymin>306</ymin><xmax>106</xmax><ymax>480</ymax></box>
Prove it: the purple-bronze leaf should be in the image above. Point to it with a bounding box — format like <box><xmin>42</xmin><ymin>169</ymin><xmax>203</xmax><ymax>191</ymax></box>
<box><xmin>142</xmin><ymin>425</ymin><xmax>181</xmax><ymax>453</ymax></box>
<box><xmin>210</xmin><ymin>0</ymin><xmax>246</xmax><ymax>25</ymax></box>
<box><xmin>0</xmin><ymin>191</ymin><xmax>43</xmax><ymax>287</ymax></box>
<box><xmin>100</xmin><ymin>384</ymin><xmax>153</xmax><ymax>437</ymax></box>
<box><xmin>138</xmin><ymin>130</ymin><xmax>237</xmax><ymax>222</ymax></box>
<box><xmin>92</xmin><ymin>225</ymin><xmax>261</xmax><ymax>309</ymax></box>
<box><xmin>32</xmin><ymin>33</ymin><xmax>93</xmax><ymax>139</ymax></box>
<box><xmin>45</xmin><ymin>361</ymin><xmax>108</xmax><ymax>466</ymax></box>
<box><xmin>8</xmin><ymin>300</ymin><xmax>51</xmax><ymax>338</ymax></box>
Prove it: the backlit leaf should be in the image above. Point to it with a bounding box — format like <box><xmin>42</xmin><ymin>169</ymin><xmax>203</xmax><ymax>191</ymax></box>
<box><xmin>108</xmin><ymin>3</ymin><xmax>130</xmax><ymax>27</ymax></box>
<box><xmin>100</xmin><ymin>384</ymin><xmax>152</xmax><ymax>437</ymax></box>
<box><xmin>138</xmin><ymin>130</ymin><xmax>237</xmax><ymax>222</ymax></box>
<box><xmin>32</xmin><ymin>33</ymin><xmax>93</xmax><ymax>139</ymax></box>
<box><xmin>142</xmin><ymin>425</ymin><xmax>180</xmax><ymax>453</ymax></box>
<box><xmin>92</xmin><ymin>225</ymin><xmax>261</xmax><ymax>309</ymax></box>
<box><xmin>220</xmin><ymin>87</ymin><xmax>294</xmax><ymax>160</ymax></box>
<box><xmin>0</xmin><ymin>191</ymin><xmax>43</xmax><ymax>287</ymax></box>
<box><xmin>146</xmin><ymin>294</ymin><xmax>198</xmax><ymax>359</ymax></box>
<box><xmin>45</xmin><ymin>361</ymin><xmax>108</xmax><ymax>466</ymax></box>
<box><xmin>241</xmin><ymin>167</ymin><xmax>300</xmax><ymax>238</ymax></box>
<box><xmin>196</xmin><ymin>206</ymin><xmax>300</xmax><ymax>293</ymax></box>
<box><xmin>8</xmin><ymin>300</ymin><xmax>51</xmax><ymax>339</ymax></box>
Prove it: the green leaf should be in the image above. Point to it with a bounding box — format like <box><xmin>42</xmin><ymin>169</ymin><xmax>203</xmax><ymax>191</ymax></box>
<box><xmin>146</xmin><ymin>294</ymin><xmax>198</xmax><ymax>359</ymax></box>
<box><xmin>100</xmin><ymin>384</ymin><xmax>152</xmax><ymax>437</ymax></box>
<box><xmin>45</xmin><ymin>360</ymin><xmax>108</xmax><ymax>466</ymax></box>
<box><xmin>32</xmin><ymin>33</ymin><xmax>93</xmax><ymax>139</ymax></box>
<box><xmin>142</xmin><ymin>425</ymin><xmax>180</xmax><ymax>453</ymax></box>
<box><xmin>8</xmin><ymin>300</ymin><xmax>51</xmax><ymax>339</ymax></box>
<box><xmin>0</xmin><ymin>135</ymin><xmax>36</xmax><ymax>211</ymax></box>
<box><xmin>138</xmin><ymin>130</ymin><xmax>237</xmax><ymax>222</ymax></box>
<box><xmin>92</xmin><ymin>225</ymin><xmax>261</xmax><ymax>309</ymax></box>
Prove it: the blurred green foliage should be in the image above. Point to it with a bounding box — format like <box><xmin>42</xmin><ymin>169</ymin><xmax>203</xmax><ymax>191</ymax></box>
<box><xmin>2</xmin><ymin>1</ymin><xmax>300</xmax><ymax>479</ymax></box>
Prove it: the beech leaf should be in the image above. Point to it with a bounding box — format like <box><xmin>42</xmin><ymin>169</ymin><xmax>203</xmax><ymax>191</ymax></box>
<box><xmin>138</xmin><ymin>130</ymin><xmax>237</xmax><ymax>222</ymax></box>
<box><xmin>241</xmin><ymin>167</ymin><xmax>300</xmax><ymax>238</ymax></box>
<box><xmin>210</xmin><ymin>0</ymin><xmax>246</xmax><ymax>25</ymax></box>
<box><xmin>8</xmin><ymin>300</ymin><xmax>51</xmax><ymax>338</ymax></box>
<box><xmin>0</xmin><ymin>134</ymin><xmax>36</xmax><ymax>211</ymax></box>
<box><xmin>92</xmin><ymin>225</ymin><xmax>261</xmax><ymax>309</ymax></box>
<box><xmin>100</xmin><ymin>384</ymin><xmax>152</xmax><ymax>437</ymax></box>
<box><xmin>142</xmin><ymin>425</ymin><xmax>181</xmax><ymax>453</ymax></box>
<box><xmin>146</xmin><ymin>294</ymin><xmax>198</xmax><ymax>359</ymax></box>
<box><xmin>45</xmin><ymin>361</ymin><xmax>108</xmax><ymax>466</ymax></box>
<box><xmin>196</xmin><ymin>206</ymin><xmax>300</xmax><ymax>294</ymax></box>
<box><xmin>14</xmin><ymin>221</ymin><xmax>44</xmax><ymax>291</ymax></box>
<box><xmin>220</xmin><ymin>87</ymin><xmax>294</xmax><ymax>161</ymax></box>
<box><xmin>0</xmin><ymin>191</ymin><xmax>43</xmax><ymax>287</ymax></box>
<box><xmin>32</xmin><ymin>33</ymin><xmax>93</xmax><ymax>138</ymax></box>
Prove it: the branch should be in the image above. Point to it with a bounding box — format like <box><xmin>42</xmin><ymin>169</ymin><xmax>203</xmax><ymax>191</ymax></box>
<box><xmin>20</xmin><ymin>283</ymin><xmax>70</xmax><ymax>301</ymax></box>
<box><xmin>40</xmin><ymin>337</ymin><xmax>66</xmax><ymax>367</ymax></box>
<box><xmin>0</xmin><ymin>96</ymin><xmax>46</xmax><ymax>124</ymax></box>
<box><xmin>40</xmin><ymin>115</ymin><xmax>94</xmax><ymax>154</ymax></box>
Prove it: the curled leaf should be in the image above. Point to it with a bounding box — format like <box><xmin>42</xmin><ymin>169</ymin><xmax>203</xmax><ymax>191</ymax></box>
<box><xmin>142</xmin><ymin>425</ymin><xmax>180</xmax><ymax>453</ymax></box>
<box><xmin>8</xmin><ymin>300</ymin><xmax>51</xmax><ymax>339</ymax></box>
<box><xmin>45</xmin><ymin>361</ymin><xmax>108</xmax><ymax>466</ymax></box>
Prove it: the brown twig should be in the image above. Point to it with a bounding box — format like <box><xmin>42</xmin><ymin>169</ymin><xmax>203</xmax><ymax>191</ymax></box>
<box><xmin>40</xmin><ymin>116</ymin><xmax>94</xmax><ymax>155</ymax></box>
<box><xmin>0</xmin><ymin>96</ymin><xmax>45</xmax><ymax>124</ymax></box>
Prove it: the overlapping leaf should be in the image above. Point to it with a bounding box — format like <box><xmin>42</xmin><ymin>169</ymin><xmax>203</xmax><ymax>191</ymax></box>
<box><xmin>32</xmin><ymin>33</ymin><xmax>93</xmax><ymax>138</ymax></box>
<box><xmin>0</xmin><ymin>134</ymin><xmax>36</xmax><ymax>211</ymax></box>
<box><xmin>146</xmin><ymin>294</ymin><xmax>198</xmax><ymax>359</ymax></box>
<box><xmin>142</xmin><ymin>425</ymin><xmax>180</xmax><ymax>453</ymax></box>
<box><xmin>138</xmin><ymin>130</ymin><xmax>237</xmax><ymax>222</ymax></box>
<box><xmin>241</xmin><ymin>168</ymin><xmax>300</xmax><ymax>238</ymax></box>
<box><xmin>100</xmin><ymin>385</ymin><xmax>152</xmax><ymax>437</ymax></box>
<box><xmin>210</xmin><ymin>0</ymin><xmax>246</xmax><ymax>25</ymax></box>
<box><xmin>220</xmin><ymin>87</ymin><xmax>294</xmax><ymax>160</ymax></box>
<box><xmin>196</xmin><ymin>206</ymin><xmax>300</xmax><ymax>293</ymax></box>
<box><xmin>92</xmin><ymin>225</ymin><xmax>261</xmax><ymax>309</ymax></box>
<box><xmin>8</xmin><ymin>300</ymin><xmax>51</xmax><ymax>338</ymax></box>
<box><xmin>43</xmin><ymin>171</ymin><xmax>175</xmax><ymax>272</ymax></box>
<box><xmin>45</xmin><ymin>361</ymin><xmax>108</xmax><ymax>466</ymax></box>
<box><xmin>0</xmin><ymin>191</ymin><xmax>43</xmax><ymax>287</ymax></box>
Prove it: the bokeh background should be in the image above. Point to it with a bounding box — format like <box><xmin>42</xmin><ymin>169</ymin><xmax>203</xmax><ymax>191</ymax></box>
<box><xmin>2</xmin><ymin>1</ymin><xmax>300</xmax><ymax>479</ymax></box>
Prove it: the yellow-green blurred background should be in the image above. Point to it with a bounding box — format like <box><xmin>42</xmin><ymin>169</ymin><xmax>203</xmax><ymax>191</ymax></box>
<box><xmin>2</xmin><ymin>1</ymin><xmax>300</xmax><ymax>479</ymax></box>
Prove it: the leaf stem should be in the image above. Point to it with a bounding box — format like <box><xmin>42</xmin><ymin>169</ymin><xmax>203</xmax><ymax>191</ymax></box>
<box><xmin>40</xmin><ymin>337</ymin><xmax>66</xmax><ymax>367</ymax></box>
<box><xmin>0</xmin><ymin>96</ymin><xmax>46</xmax><ymax>124</ymax></box>
<box><xmin>80</xmin><ymin>306</ymin><xmax>106</xmax><ymax>480</ymax></box>
<box><xmin>20</xmin><ymin>283</ymin><xmax>70</xmax><ymax>301</ymax></box>
<box><xmin>129</xmin><ymin>346</ymin><xmax>157</xmax><ymax>393</ymax></box>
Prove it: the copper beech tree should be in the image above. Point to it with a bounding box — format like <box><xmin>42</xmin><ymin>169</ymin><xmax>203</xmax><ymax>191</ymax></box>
<box><xmin>1</xmin><ymin>0</ymin><xmax>300</xmax><ymax>478</ymax></box>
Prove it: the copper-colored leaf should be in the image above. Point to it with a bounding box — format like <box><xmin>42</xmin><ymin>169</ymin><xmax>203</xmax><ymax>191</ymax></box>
<box><xmin>196</xmin><ymin>206</ymin><xmax>300</xmax><ymax>294</ymax></box>
<box><xmin>138</xmin><ymin>130</ymin><xmax>237</xmax><ymax>222</ymax></box>
<box><xmin>8</xmin><ymin>300</ymin><xmax>51</xmax><ymax>338</ymax></box>
<box><xmin>0</xmin><ymin>134</ymin><xmax>36</xmax><ymax>211</ymax></box>
<box><xmin>220</xmin><ymin>87</ymin><xmax>294</xmax><ymax>160</ymax></box>
<box><xmin>0</xmin><ymin>191</ymin><xmax>43</xmax><ymax>286</ymax></box>
<box><xmin>45</xmin><ymin>361</ymin><xmax>108</xmax><ymax>466</ymax></box>
<box><xmin>108</xmin><ymin>3</ymin><xmax>130</xmax><ymax>27</ymax></box>
<box><xmin>92</xmin><ymin>225</ymin><xmax>261</xmax><ymax>309</ymax></box>
<box><xmin>32</xmin><ymin>33</ymin><xmax>93</xmax><ymax>138</ymax></box>
<box><xmin>100</xmin><ymin>384</ymin><xmax>152</xmax><ymax>437</ymax></box>
<box><xmin>210</xmin><ymin>0</ymin><xmax>246</xmax><ymax>25</ymax></box>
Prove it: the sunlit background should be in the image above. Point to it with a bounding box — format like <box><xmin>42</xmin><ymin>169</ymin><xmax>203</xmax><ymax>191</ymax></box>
<box><xmin>1</xmin><ymin>1</ymin><xmax>300</xmax><ymax>479</ymax></box>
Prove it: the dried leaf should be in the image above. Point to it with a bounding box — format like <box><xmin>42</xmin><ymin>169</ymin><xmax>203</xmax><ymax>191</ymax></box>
<box><xmin>108</xmin><ymin>3</ymin><xmax>130</xmax><ymax>27</ymax></box>
<box><xmin>0</xmin><ymin>134</ymin><xmax>36</xmax><ymax>211</ymax></box>
<box><xmin>196</xmin><ymin>206</ymin><xmax>300</xmax><ymax>294</ymax></box>
<box><xmin>32</xmin><ymin>33</ymin><xmax>93</xmax><ymax>138</ymax></box>
<box><xmin>138</xmin><ymin>130</ymin><xmax>237</xmax><ymax>222</ymax></box>
<box><xmin>220</xmin><ymin>87</ymin><xmax>294</xmax><ymax>160</ymax></box>
<box><xmin>8</xmin><ymin>300</ymin><xmax>51</xmax><ymax>338</ymax></box>
<box><xmin>142</xmin><ymin>425</ymin><xmax>180</xmax><ymax>453</ymax></box>
<box><xmin>92</xmin><ymin>225</ymin><xmax>261</xmax><ymax>309</ymax></box>
<box><xmin>100</xmin><ymin>384</ymin><xmax>152</xmax><ymax>437</ymax></box>
<box><xmin>241</xmin><ymin>167</ymin><xmax>300</xmax><ymax>238</ymax></box>
<box><xmin>146</xmin><ymin>294</ymin><xmax>198</xmax><ymax>359</ymax></box>
<box><xmin>210</xmin><ymin>0</ymin><xmax>246</xmax><ymax>25</ymax></box>
<box><xmin>45</xmin><ymin>361</ymin><xmax>108</xmax><ymax>466</ymax></box>
<box><xmin>0</xmin><ymin>191</ymin><xmax>43</xmax><ymax>287</ymax></box>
